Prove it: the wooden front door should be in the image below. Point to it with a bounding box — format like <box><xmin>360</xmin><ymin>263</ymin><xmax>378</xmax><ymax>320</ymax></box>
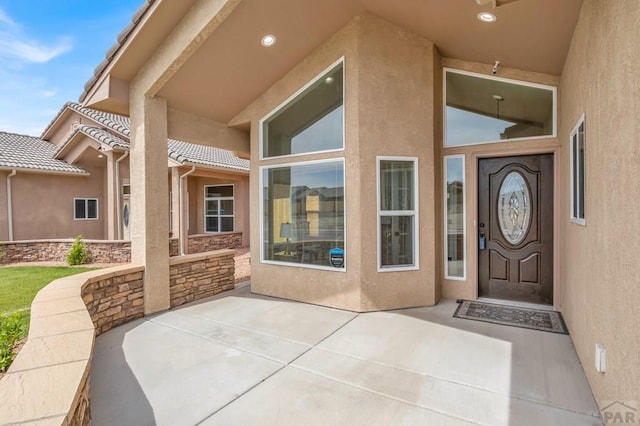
<box><xmin>478</xmin><ymin>154</ymin><xmax>554</xmax><ymax>304</ymax></box>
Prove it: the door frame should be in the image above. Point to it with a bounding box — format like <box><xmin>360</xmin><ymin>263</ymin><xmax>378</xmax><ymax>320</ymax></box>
<box><xmin>469</xmin><ymin>146</ymin><xmax>560</xmax><ymax>309</ymax></box>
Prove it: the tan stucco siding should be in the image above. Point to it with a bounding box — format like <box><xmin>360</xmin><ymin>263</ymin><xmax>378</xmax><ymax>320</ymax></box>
<box><xmin>9</xmin><ymin>167</ymin><xmax>106</xmax><ymax>240</ymax></box>
<box><xmin>0</xmin><ymin>171</ymin><xmax>8</xmax><ymax>240</ymax></box>
<box><xmin>558</xmin><ymin>0</ymin><xmax>640</xmax><ymax>406</ymax></box>
<box><xmin>355</xmin><ymin>16</ymin><xmax>437</xmax><ymax>310</ymax></box>
<box><xmin>245</xmin><ymin>15</ymin><xmax>444</xmax><ymax>311</ymax></box>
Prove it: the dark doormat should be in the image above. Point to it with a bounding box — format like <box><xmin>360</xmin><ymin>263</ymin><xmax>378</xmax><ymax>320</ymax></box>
<box><xmin>453</xmin><ymin>300</ymin><xmax>569</xmax><ymax>334</ymax></box>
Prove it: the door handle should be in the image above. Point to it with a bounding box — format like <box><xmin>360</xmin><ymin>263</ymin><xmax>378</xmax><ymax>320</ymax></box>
<box><xmin>479</xmin><ymin>233</ymin><xmax>486</xmax><ymax>250</ymax></box>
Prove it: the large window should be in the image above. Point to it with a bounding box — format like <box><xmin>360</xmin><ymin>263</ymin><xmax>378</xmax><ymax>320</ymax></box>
<box><xmin>261</xmin><ymin>59</ymin><xmax>344</xmax><ymax>158</ymax></box>
<box><xmin>74</xmin><ymin>198</ymin><xmax>98</xmax><ymax>220</ymax></box>
<box><xmin>570</xmin><ymin>115</ymin><xmax>586</xmax><ymax>225</ymax></box>
<box><xmin>261</xmin><ymin>160</ymin><xmax>345</xmax><ymax>270</ymax></box>
<box><xmin>445</xmin><ymin>69</ymin><xmax>556</xmax><ymax>147</ymax></box>
<box><xmin>204</xmin><ymin>185</ymin><xmax>234</xmax><ymax>232</ymax></box>
<box><xmin>377</xmin><ymin>157</ymin><xmax>418</xmax><ymax>271</ymax></box>
<box><xmin>444</xmin><ymin>155</ymin><xmax>465</xmax><ymax>279</ymax></box>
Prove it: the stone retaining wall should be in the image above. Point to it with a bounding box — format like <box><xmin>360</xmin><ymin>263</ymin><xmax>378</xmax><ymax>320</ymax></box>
<box><xmin>0</xmin><ymin>234</ymin><xmax>242</xmax><ymax>264</ymax></box>
<box><xmin>0</xmin><ymin>250</ymin><xmax>236</xmax><ymax>425</ymax></box>
<box><xmin>170</xmin><ymin>250</ymin><xmax>235</xmax><ymax>308</ymax></box>
<box><xmin>187</xmin><ymin>232</ymin><xmax>243</xmax><ymax>254</ymax></box>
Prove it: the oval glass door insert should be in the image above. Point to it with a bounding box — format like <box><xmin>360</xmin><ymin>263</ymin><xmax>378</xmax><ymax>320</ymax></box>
<box><xmin>497</xmin><ymin>171</ymin><xmax>531</xmax><ymax>245</ymax></box>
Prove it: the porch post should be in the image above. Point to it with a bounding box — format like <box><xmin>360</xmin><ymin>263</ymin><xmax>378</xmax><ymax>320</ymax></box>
<box><xmin>105</xmin><ymin>151</ymin><xmax>118</xmax><ymax>240</ymax></box>
<box><xmin>130</xmin><ymin>95</ymin><xmax>170</xmax><ymax>314</ymax></box>
<box><xmin>170</xmin><ymin>167</ymin><xmax>180</xmax><ymax>240</ymax></box>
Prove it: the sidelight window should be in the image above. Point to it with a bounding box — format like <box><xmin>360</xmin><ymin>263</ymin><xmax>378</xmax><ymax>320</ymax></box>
<box><xmin>377</xmin><ymin>157</ymin><xmax>419</xmax><ymax>271</ymax></box>
<box><xmin>444</xmin><ymin>155</ymin><xmax>465</xmax><ymax>279</ymax></box>
<box><xmin>570</xmin><ymin>115</ymin><xmax>586</xmax><ymax>225</ymax></box>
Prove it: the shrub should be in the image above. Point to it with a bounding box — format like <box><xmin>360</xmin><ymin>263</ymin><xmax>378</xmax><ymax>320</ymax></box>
<box><xmin>0</xmin><ymin>311</ymin><xmax>26</xmax><ymax>372</ymax></box>
<box><xmin>67</xmin><ymin>235</ymin><xmax>91</xmax><ymax>266</ymax></box>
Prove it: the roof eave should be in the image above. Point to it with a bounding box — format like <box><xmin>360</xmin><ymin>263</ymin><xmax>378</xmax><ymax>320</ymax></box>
<box><xmin>0</xmin><ymin>166</ymin><xmax>90</xmax><ymax>176</ymax></box>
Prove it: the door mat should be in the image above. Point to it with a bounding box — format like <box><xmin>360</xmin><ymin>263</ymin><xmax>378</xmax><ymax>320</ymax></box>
<box><xmin>453</xmin><ymin>300</ymin><xmax>569</xmax><ymax>334</ymax></box>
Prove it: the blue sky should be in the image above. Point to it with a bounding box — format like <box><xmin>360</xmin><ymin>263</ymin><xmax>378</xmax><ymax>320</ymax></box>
<box><xmin>0</xmin><ymin>1</ymin><xmax>142</xmax><ymax>136</ymax></box>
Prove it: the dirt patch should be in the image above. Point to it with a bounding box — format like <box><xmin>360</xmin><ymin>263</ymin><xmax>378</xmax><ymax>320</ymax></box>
<box><xmin>234</xmin><ymin>247</ymin><xmax>251</xmax><ymax>284</ymax></box>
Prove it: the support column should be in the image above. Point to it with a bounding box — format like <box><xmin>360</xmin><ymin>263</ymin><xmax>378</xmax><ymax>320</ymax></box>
<box><xmin>105</xmin><ymin>151</ymin><xmax>118</xmax><ymax>240</ymax></box>
<box><xmin>130</xmin><ymin>95</ymin><xmax>170</xmax><ymax>314</ymax></box>
<box><xmin>170</xmin><ymin>167</ymin><xmax>180</xmax><ymax>239</ymax></box>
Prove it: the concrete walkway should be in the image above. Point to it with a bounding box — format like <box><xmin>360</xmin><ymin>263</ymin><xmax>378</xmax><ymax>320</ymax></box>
<box><xmin>91</xmin><ymin>284</ymin><xmax>601</xmax><ymax>425</ymax></box>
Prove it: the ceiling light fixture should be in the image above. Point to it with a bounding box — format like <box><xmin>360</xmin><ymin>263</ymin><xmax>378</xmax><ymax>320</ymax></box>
<box><xmin>477</xmin><ymin>12</ymin><xmax>497</xmax><ymax>23</ymax></box>
<box><xmin>493</xmin><ymin>94</ymin><xmax>504</xmax><ymax>119</ymax></box>
<box><xmin>261</xmin><ymin>34</ymin><xmax>277</xmax><ymax>47</ymax></box>
<box><xmin>324</xmin><ymin>76</ymin><xmax>335</xmax><ymax>85</ymax></box>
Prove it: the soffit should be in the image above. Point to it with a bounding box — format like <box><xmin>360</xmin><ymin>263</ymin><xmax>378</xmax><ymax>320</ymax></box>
<box><xmin>156</xmin><ymin>0</ymin><xmax>582</xmax><ymax>124</ymax></box>
<box><xmin>106</xmin><ymin>0</ymin><xmax>582</xmax><ymax>125</ymax></box>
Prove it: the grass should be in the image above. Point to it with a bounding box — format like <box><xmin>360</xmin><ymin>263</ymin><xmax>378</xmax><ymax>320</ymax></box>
<box><xmin>0</xmin><ymin>266</ymin><xmax>99</xmax><ymax>372</ymax></box>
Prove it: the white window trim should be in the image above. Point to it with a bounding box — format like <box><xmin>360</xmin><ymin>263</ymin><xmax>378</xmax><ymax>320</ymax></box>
<box><xmin>376</xmin><ymin>156</ymin><xmax>419</xmax><ymax>272</ymax></box>
<box><xmin>259</xmin><ymin>157</ymin><xmax>347</xmax><ymax>272</ymax></box>
<box><xmin>259</xmin><ymin>57</ymin><xmax>346</xmax><ymax>161</ymax></box>
<box><xmin>74</xmin><ymin>198</ymin><xmax>99</xmax><ymax>221</ymax></box>
<box><xmin>204</xmin><ymin>184</ymin><xmax>235</xmax><ymax>233</ymax></box>
<box><xmin>570</xmin><ymin>114</ymin><xmax>586</xmax><ymax>226</ymax></box>
<box><xmin>443</xmin><ymin>68</ymin><xmax>558</xmax><ymax>148</ymax></box>
<box><xmin>443</xmin><ymin>155</ymin><xmax>466</xmax><ymax>280</ymax></box>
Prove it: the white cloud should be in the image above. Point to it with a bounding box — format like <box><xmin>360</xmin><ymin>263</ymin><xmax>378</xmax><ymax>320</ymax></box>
<box><xmin>0</xmin><ymin>8</ymin><xmax>72</xmax><ymax>63</ymax></box>
<box><xmin>41</xmin><ymin>89</ymin><xmax>58</xmax><ymax>98</ymax></box>
<box><xmin>0</xmin><ymin>9</ymin><xmax>17</xmax><ymax>28</ymax></box>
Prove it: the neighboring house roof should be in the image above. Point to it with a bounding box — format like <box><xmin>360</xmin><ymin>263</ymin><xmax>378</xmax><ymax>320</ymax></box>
<box><xmin>0</xmin><ymin>131</ymin><xmax>87</xmax><ymax>174</ymax></box>
<box><xmin>52</xmin><ymin>102</ymin><xmax>249</xmax><ymax>172</ymax></box>
<box><xmin>167</xmin><ymin>139</ymin><xmax>249</xmax><ymax>172</ymax></box>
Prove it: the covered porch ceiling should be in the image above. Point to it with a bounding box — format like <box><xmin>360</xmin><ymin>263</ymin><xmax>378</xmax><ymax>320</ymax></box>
<box><xmin>82</xmin><ymin>0</ymin><xmax>583</xmax><ymax>127</ymax></box>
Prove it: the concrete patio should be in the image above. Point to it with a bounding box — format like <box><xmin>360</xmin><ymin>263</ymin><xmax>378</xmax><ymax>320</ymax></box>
<box><xmin>91</xmin><ymin>283</ymin><xmax>602</xmax><ymax>425</ymax></box>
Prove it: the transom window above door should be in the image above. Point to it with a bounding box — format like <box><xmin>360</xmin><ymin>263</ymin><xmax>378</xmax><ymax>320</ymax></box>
<box><xmin>445</xmin><ymin>69</ymin><xmax>556</xmax><ymax>147</ymax></box>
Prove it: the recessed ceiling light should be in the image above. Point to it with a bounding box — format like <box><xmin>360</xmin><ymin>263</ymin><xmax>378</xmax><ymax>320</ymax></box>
<box><xmin>261</xmin><ymin>34</ymin><xmax>277</xmax><ymax>47</ymax></box>
<box><xmin>325</xmin><ymin>76</ymin><xmax>335</xmax><ymax>85</ymax></box>
<box><xmin>477</xmin><ymin>12</ymin><xmax>496</xmax><ymax>23</ymax></box>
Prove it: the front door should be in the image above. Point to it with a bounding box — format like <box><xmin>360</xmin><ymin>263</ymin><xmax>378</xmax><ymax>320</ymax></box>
<box><xmin>478</xmin><ymin>154</ymin><xmax>553</xmax><ymax>304</ymax></box>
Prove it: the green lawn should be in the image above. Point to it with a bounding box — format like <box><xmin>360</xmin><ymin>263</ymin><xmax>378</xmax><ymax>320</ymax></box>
<box><xmin>0</xmin><ymin>266</ymin><xmax>99</xmax><ymax>372</ymax></box>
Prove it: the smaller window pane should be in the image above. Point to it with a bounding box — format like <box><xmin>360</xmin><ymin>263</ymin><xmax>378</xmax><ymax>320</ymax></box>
<box><xmin>87</xmin><ymin>200</ymin><xmax>98</xmax><ymax>219</ymax></box>
<box><xmin>380</xmin><ymin>216</ymin><xmax>414</xmax><ymax>267</ymax></box>
<box><xmin>206</xmin><ymin>217</ymin><xmax>219</xmax><ymax>232</ymax></box>
<box><xmin>75</xmin><ymin>199</ymin><xmax>85</xmax><ymax>219</ymax></box>
<box><xmin>206</xmin><ymin>200</ymin><xmax>219</xmax><ymax>215</ymax></box>
<box><xmin>221</xmin><ymin>217</ymin><xmax>234</xmax><ymax>232</ymax></box>
<box><xmin>572</xmin><ymin>134</ymin><xmax>578</xmax><ymax>219</ymax></box>
<box><xmin>380</xmin><ymin>161</ymin><xmax>414</xmax><ymax>211</ymax></box>
<box><xmin>220</xmin><ymin>200</ymin><xmax>234</xmax><ymax>216</ymax></box>
<box><xmin>206</xmin><ymin>185</ymin><xmax>233</xmax><ymax>198</ymax></box>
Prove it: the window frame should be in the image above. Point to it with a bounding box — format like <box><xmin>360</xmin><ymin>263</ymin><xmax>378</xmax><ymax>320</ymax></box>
<box><xmin>443</xmin><ymin>155</ymin><xmax>466</xmax><ymax>280</ymax></box>
<box><xmin>74</xmin><ymin>198</ymin><xmax>99</xmax><ymax>221</ymax></box>
<box><xmin>204</xmin><ymin>184</ymin><xmax>235</xmax><ymax>233</ymax></box>
<box><xmin>443</xmin><ymin>68</ymin><xmax>558</xmax><ymax>148</ymax></box>
<box><xmin>259</xmin><ymin>157</ymin><xmax>347</xmax><ymax>272</ymax></box>
<box><xmin>376</xmin><ymin>156</ymin><xmax>419</xmax><ymax>272</ymax></box>
<box><xmin>259</xmin><ymin>57</ymin><xmax>345</xmax><ymax>160</ymax></box>
<box><xmin>570</xmin><ymin>114</ymin><xmax>586</xmax><ymax>225</ymax></box>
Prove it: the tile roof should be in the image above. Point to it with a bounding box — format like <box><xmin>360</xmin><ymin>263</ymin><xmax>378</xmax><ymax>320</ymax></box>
<box><xmin>168</xmin><ymin>139</ymin><xmax>249</xmax><ymax>172</ymax></box>
<box><xmin>79</xmin><ymin>0</ymin><xmax>156</xmax><ymax>103</ymax></box>
<box><xmin>0</xmin><ymin>131</ymin><xmax>87</xmax><ymax>174</ymax></box>
<box><xmin>56</xmin><ymin>103</ymin><xmax>249</xmax><ymax>172</ymax></box>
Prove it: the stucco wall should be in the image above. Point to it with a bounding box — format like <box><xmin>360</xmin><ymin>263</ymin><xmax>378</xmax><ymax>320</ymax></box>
<box><xmin>0</xmin><ymin>171</ymin><xmax>8</xmax><ymax>241</ymax></box>
<box><xmin>245</xmin><ymin>15</ymin><xmax>440</xmax><ymax>311</ymax></box>
<box><xmin>9</xmin><ymin>167</ymin><xmax>106</xmax><ymax>240</ymax></box>
<box><xmin>558</xmin><ymin>0</ymin><xmax>640</xmax><ymax>407</ymax></box>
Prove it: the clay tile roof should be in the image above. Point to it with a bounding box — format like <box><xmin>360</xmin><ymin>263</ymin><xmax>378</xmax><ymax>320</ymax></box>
<box><xmin>66</xmin><ymin>103</ymin><xmax>131</xmax><ymax>137</ymax></box>
<box><xmin>75</xmin><ymin>126</ymin><xmax>130</xmax><ymax>149</ymax></box>
<box><xmin>79</xmin><ymin>0</ymin><xmax>156</xmax><ymax>102</ymax></box>
<box><xmin>0</xmin><ymin>131</ymin><xmax>87</xmax><ymax>174</ymax></box>
<box><xmin>168</xmin><ymin>139</ymin><xmax>250</xmax><ymax>172</ymax></box>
